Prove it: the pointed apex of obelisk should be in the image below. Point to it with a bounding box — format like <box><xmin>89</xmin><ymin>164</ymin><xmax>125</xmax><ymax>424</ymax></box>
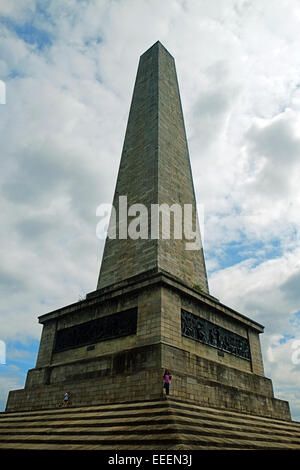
<box><xmin>141</xmin><ymin>40</ymin><xmax>174</xmax><ymax>59</ymax></box>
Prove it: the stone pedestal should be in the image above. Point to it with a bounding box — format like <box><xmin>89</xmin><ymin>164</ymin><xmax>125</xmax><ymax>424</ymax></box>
<box><xmin>6</xmin><ymin>268</ymin><xmax>290</xmax><ymax>420</ymax></box>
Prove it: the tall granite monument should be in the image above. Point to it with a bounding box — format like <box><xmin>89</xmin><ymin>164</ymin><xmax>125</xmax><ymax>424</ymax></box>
<box><xmin>6</xmin><ymin>42</ymin><xmax>291</xmax><ymax>420</ymax></box>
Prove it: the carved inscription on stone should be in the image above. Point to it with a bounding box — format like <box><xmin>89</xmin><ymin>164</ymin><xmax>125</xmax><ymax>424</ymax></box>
<box><xmin>181</xmin><ymin>309</ymin><xmax>251</xmax><ymax>361</ymax></box>
<box><xmin>54</xmin><ymin>308</ymin><xmax>138</xmax><ymax>353</ymax></box>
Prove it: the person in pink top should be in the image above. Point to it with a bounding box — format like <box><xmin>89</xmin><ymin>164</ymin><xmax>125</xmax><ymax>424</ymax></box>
<box><xmin>163</xmin><ymin>369</ymin><xmax>172</xmax><ymax>396</ymax></box>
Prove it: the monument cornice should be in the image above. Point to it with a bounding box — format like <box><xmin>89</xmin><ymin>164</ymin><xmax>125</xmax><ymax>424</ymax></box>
<box><xmin>38</xmin><ymin>267</ymin><xmax>264</xmax><ymax>333</ymax></box>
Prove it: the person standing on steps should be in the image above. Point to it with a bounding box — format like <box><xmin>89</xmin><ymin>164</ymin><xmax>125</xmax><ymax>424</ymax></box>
<box><xmin>63</xmin><ymin>391</ymin><xmax>70</xmax><ymax>407</ymax></box>
<box><xmin>163</xmin><ymin>370</ymin><xmax>172</xmax><ymax>396</ymax></box>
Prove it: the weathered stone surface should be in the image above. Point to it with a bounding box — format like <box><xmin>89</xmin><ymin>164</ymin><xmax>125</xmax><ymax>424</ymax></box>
<box><xmin>97</xmin><ymin>41</ymin><xmax>208</xmax><ymax>293</ymax></box>
<box><xmin>5</xmin><ymin>271</ymin><xmax>290</xmax><ymax>420</ymax></box>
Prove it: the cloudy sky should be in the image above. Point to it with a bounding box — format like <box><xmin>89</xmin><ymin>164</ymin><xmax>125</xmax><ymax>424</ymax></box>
<box><xmin>1</xmin><ymin>0</ymin><xmax>300</xmax><ymax>419</ymax></box>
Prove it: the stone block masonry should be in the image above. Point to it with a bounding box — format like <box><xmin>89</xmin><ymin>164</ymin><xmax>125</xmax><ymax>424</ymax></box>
<box><xmin>97</xmin><ymin>41</ymin><xmax>208</xmax><ymax>293</ymax></box>
<box><xmin>6</xmin><ymin>269</ymin><xmax>291</xmax><ymax>420</ymax></box>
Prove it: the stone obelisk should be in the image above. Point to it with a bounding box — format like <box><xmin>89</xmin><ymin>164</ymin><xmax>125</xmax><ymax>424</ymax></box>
<box><xmin>6</xmin><ymin>42</ymin><xmax>291</xmax><ymax>421</ymax></box>
<box><xmin>98</xmin><ymin>41</ymin><xmax>208</xmax><ymax>293</ymax></box>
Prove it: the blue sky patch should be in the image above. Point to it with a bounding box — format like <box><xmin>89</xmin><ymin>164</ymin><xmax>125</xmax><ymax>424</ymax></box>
<box><xmin>207</xmin><ymin>236</ymin><xmax>283</xmax><ymax>274</ymax></box>
<box><xmin>290</xmin><ymin>311</ymin><xmax>300</xmax><ymax>329</ymax></box>
<box><xmin>5</xmin><ymin>339</ymin><xmax>39</xmax><ymax>378</ymax></box>
<box><xmin>0</xmin><ymin>16</ymin><xmax>52</xmax><ymax>50</ymax></box>
<box><xmin>0</xmin><ymin>339</ymin><xmax>40</xmax><ymax>411</ymax></box>
<box><xmin>279</xmin><ymin>334</ymin><xmax>295</xmax><ymax>344</ymax></box>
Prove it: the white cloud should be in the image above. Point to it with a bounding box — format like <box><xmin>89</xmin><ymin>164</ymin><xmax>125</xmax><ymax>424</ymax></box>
<box><xmin>0</xmin><ymin>0</ymin><xmax>36</xmax><ymax>21</ymax></box>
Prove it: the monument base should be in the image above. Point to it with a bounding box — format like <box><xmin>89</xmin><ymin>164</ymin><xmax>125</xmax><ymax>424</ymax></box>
<box><xmin>6</xmin><ymin>342</ymin><xmax>290</xmax><ymax>420</ymax></box>
<box><xmin>5</xmin><ymin>269</ymin><xmax>291</xmax><ymax>420</ymax></box>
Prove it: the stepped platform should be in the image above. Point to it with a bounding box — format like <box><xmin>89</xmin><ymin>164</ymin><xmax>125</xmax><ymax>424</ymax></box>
<box><xmin>1</xmin><ymin>398</ymin><xmax>300</xmax><ymax>450</ymax></box>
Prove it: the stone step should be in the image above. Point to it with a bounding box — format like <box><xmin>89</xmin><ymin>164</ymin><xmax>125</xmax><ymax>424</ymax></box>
<box><xmin>0</xmin><ymin>407</ymin><xmax>170</xmax><ymax>424</ymax></box>
<box><xmin>169</xmin><ymin>399</ymin><xmax>300</xmax><ymax>426</ymax></box>
<box><xmin>2</xmin><ymin>400</ymin><xmax>162</xmax><ymax>418</ymax></box>
<box><xmin>0</xmin><ymin>406</ymin><xmax>299</xmax><ymax>434</ymax></box>
<box><xmin>1</xmin><ymin>398</ymin><xmax>300</xmax><ymax>450</ymax></box>
<box><xmin>2</xmin><ymin>397</ymin><xmax>297</xmax><ymax>426</ymax></box>
<box><xmin>0</xmin><ymin>435</ymin><xmax>300</xmax><ymax>451</ymax></box>
<box><xmin>3</xmin><ymin>399</ymin><xmax>298</xmax><ymax>433</ymax></box>
<box><xmin>168</xmin><ymin>400</ymin><xmax>300</xmax><ymax>431</ymax></box>
<box><xmin>0</xmin><ymin>422</ymin><xmax>300</xmax><ymax>445</ymax></box>
<box><xmin>1</xmin><ymin>418</ymin><xmax>299</xmax><ymax>441</ymax></box>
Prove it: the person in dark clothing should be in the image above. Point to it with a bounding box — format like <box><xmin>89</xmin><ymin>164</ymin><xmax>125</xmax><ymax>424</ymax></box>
<box><xmin>163</xmin><ymin>369</ymin><xmax>172</xmax><ymax>395</ymax></box>
<box><xmin>63</xmin><ymin>391</ymin><xmax>70</xmax><ymax>407</ymax></box>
